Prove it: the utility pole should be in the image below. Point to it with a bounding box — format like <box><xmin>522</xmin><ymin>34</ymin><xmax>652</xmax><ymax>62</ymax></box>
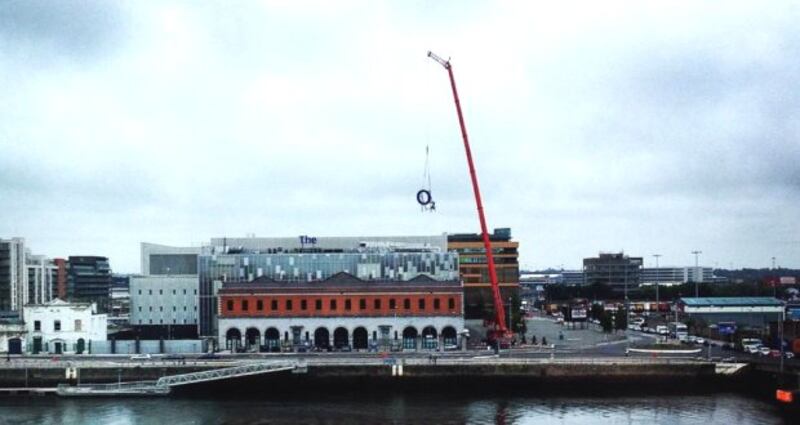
<box><xmin>653</xmin><ymin>254</ymin><xmax>661</xmax><ymax>318</ymax></box>
<box><xmin>691</xmin><ymin>251</ymin><xmax>702</xmax><ymax>297</ymax></box>
<box><xmin>773</xmin><ymin>256</ymin><xmax>777</xmax><ymax>298</ymax></box>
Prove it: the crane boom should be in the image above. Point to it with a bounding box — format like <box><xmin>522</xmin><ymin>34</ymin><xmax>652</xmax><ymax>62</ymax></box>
<box><xmin>427</xmin><ymin>51</ymin><xmax>509</xmax><ymax>337</ymax></box>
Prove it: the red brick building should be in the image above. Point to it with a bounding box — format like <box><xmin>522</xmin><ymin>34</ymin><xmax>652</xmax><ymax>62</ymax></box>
<box><xmin>217</xmin><ymin>272</ymin><xmax>465</xmax><ymax>351</ymax></box>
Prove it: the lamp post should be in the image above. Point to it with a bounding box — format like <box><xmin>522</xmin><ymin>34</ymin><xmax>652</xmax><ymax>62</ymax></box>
<box><xmin>653</xmin><ymin>254</ymin><xmax>661</xmax><ymax>318</ymax></box>
<box><xmin>691</xmin><ymin>251</ymin><xmax>702</xmax><ymax>297</ymax></box>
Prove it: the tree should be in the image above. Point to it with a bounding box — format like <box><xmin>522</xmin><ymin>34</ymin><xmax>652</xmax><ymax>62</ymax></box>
<box><xmin>600</xmin><ymin>312</ymin><xmax>614</xmax><ymax>333</ymax></box>
<box><xmin>590</xmin><ymin>303</ymin><xmax>605</xmax><ymax>320</ymax></box>
<box><xmin>614</xmin><ymin>307</ymin><xmax>628</xmax><ymax>332</ymax></box>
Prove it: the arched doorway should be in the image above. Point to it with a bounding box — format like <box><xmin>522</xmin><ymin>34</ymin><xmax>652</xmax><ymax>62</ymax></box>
<box><xmin>352</xmin><ymin>327</ymin><xmax>368</xmax><ymax>350</ymax></box>
<box><xmin>314</xmin><ymin>327</ymin><xmax>330</xmax><ymax>350</ymax></box>
<box><xmin>333</xmin><ymin>327</ymin><xmax>349</xmax><ymax>349</ymax></box>
<box><xmin>265</xmin><ymin>327</ymin><xmax>280</xmax><ymax>352</ymax></box>
<box><xmin>76</xmin><ymin>338</ymin><xmax>86</xmax><ymax>355</ymax></box>
<box><xmin>442</xmin><ymin>326</ymin><xmax>457</xmax><ymax>348</ymax></box>
<box><xmin>245</xmin><ymin>328</ymin><xmax>261</xmax><ymax>350</ymax></box>
<box><xmin>50</xmin><ymin>339</ymin><xmax>65</xmax><ymax>354</ymax></box>
<box><xmin>226</xmin><ymin>328</ymin><xmax>242</xmax><ymax>351</ymax></box>
<box><xmin>421</xmin><ymin>326</ymin><xmax>438</xmax><ymax>349</ymax></box>
<box><xmin>402</xmin><ymin>326</ymin><xmax>417</xmax><ymax>350</ymax></box>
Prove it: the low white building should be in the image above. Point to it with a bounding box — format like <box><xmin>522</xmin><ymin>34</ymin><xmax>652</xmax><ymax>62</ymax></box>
<box><xmin>23</xmin><ymin>299</ymin><xmax>107</xmax><ymax>354</ymax></box>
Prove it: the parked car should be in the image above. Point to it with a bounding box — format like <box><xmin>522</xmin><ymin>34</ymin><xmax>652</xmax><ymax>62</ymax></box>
<box><xmin>758</xmin><ymin>346</ymin><xmax>771</xmax><ymax>356</ymax></box>
<box><xmin>198</xmin><ymin>353</ymin><xmax>220</xmax><ymax>360</ymax></box>
<box><xmin>130</xmin><ymin>354</ymin><xmax>151</xmax><ymax>360</ymax></box>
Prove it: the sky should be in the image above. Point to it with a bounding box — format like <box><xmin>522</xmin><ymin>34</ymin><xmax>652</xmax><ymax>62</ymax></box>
<box><xmin>1</xmin><ymin>1</ymin><xmax>799</xmax><ymax>273</ymax></box>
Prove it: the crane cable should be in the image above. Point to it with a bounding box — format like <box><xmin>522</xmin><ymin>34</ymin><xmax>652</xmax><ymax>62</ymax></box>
<box><xmin>416</xmin><ymin>145</ymin><xmax>435</xmax><ymax>211</ymax></box>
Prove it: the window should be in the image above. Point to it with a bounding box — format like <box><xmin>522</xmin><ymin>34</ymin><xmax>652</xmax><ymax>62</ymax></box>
<box><xmin>315</xmin><ymin>299</ymin><xmax>322</xmax><ymax>310</ymax></box>
<box><xmin>359</xmin><ymin>299</ymin><xmax>366</xmax><ymax>310</ymax></box>
<box><xmin>34</xmin><ymin>320</ymin><xmax>41</xmax><ymax>331</ymax></box>
<box><xmin>173</xmin><ymin>289</ymin><xmax>176</xmax><ymax>295</ymax></box>
<box><xmin>227</xmin><ymin>300</ymin><xmax>234</xmax><ymax>311</ymax></box>
<box><xmin>418</xmin><ymin>299</ymin><xmax>425</xmax><ymax>310</ymax></box>
<box><xmin>448</xmin><ymin>298</ymin><xmax>455</xmax><ymax>309</ymax></box>
<box><xmin>286</xmin><ymin>299</ymin><xmax>293</xmax><ymax>310</ymax></box>
<box><xmin>257</xmin><ymin>300</ymin><xmax>263</xmax><ymax>311</ymax></box>
<box><xmin>374</xmin><ymin>299</ymin><xmax>381</xmax><ymax>309</ymax></box>
<box><xmin>159</xmin><ymin>306</ymin><xmax>163</xmax><ymax>312</ymax></box>
<box><xmin>183</xmin><ymin>306</ymin><xmax>187</xmax><ymax>311</ymax></box>
<box><xmin>330</xmin><ymin>299</ymin><xmax>337</xmax><ymax>310</ymax></box>
<box><xmin>173</xmin><ymin>319</ymin><xmax>177</xmax><ymax>324</ymax></box>
<box><xmin>54</xmin><ymin>320</ymin><xmax>61</xmax><ymax>331</ymax></box>
<box><xmin>389</xmin><ymin>299</ymin><xmax>396</xmax><ymax>310</ymax></box>
<box><xmin>301</xmin><ymin>299</ymin><xmax>307</xmax><ymax>310</ymax></box>
<box><xmin>149</xmin><ymin>306</ymin><xmax>153</xmax><ymax>312</ymax></box>
<box><xmin>242</xmin><ymin>300</ymin><xmax>249</xmax><ymax>311</ymax></box>
<box><xmin>159</xmin><ymin>289</ymin><xmax>163</xmax><ymax>295</ymax></box>
<box><xmin>403</xmin><ymin>299</ymin><xmax>410</xmax><ymax>309</ymax></box>
<box><xmin>434</xmin><ymin>299</ymin><xmax>441</xmax><ymax>310</ymax></box>
<box><xmin>75</xmin><ymin>320</ymin><xmax>82</xmax><ymax>332</ymax></box>
<box><xmin>149</xmin><ymin>319</ymin><xmax>152</xmax><ymax>324</ymax></box>
<box><xmin>138</xmin><ymin>306</ymin><xmax>142</xmax><ymax>312</ymax></box>
<box><xmin>159</xmin><ymin>319</ymin><xmax>163</xmax><ymax>324</ymax></box>
<box><xmin>194</xmin><ymin>289</ymin><xmax>197</xmax><ymax>295</ymax></box>
<box><xmin>271</xmin><ymin>300</ymin><xmax>278</xmax><ymax>310</ymax></box>
<box><xmin>183</xmin><ymin>289</ymin><xmax>187</xmax><ymax>295</ymax></box>
<box><xmin>173</xmin><ymin>306</ymin><xmax>176</xmax><ymax>312</ymax></box>
<box><xmin>149</xmin><ymin>290</ymin><xmax>152</xmax><ymax>295</ymax></box>
<box><xmin>138</xmin><ymin>290</ymin><xmax>142</xmax><ymax>295</ymax></box>
<box><xmin>345</xmin><ymin>299</ymin><xmax>352</xmax><ymax>311</ymax></box>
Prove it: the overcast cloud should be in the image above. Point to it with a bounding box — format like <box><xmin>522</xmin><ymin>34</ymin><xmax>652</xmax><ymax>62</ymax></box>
<box><xmin>1</xmin><ymin>1</ymin><xmax>799</xmax><ymax>272</ymax></box>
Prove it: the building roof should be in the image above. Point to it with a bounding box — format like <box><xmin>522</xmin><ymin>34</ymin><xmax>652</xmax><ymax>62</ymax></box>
<box><xmin>679</xmin><ymin>297</ymin><xmax>784</xmax><ymax>307</ymax></box>
<box><xmin>219</xmin><ymin>272</ymin><xmax>461</xmax><ymax>295</ymax></box>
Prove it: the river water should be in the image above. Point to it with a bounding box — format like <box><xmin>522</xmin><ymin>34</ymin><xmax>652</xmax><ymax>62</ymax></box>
<box><xmin>0</xmin><ymin>393</ymin><xmax>793</xmax><ymax>425</ymax></box>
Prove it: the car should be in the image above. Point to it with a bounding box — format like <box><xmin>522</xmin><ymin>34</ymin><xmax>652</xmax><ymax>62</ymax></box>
<box><xmin>130</xmin><ymin>354</ymin><xmax>151</xmax><ymax>360</ymax></box>
<box><xmin>444</xmin><ymin>344</ymin><xmax>459</xmax><ymax>351</ymax></box>
<box><xmin>198</xmin><ymin>353</ymin><xmax>221</xmax><ymax>360</ymax></box>
<box><xmin>695</xmin><ymin>338</ymin><xmax>705</xmax><ymax>345</ymax></box>
<box><xmin>758</xmin><ymin>346</ymin><xmax>771</xmax><ymax>356</ymax></box>
<box><xmin>785</xmin><ymin>352</ymin><xmax>795</xmax><ymax>359</ymax></box>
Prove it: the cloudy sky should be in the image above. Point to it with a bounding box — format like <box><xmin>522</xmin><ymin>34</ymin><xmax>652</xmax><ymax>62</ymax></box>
<box><xmin>1</xmin><ymin>1</ymin><xmax>799</xmax><ymax>273</ymax></box>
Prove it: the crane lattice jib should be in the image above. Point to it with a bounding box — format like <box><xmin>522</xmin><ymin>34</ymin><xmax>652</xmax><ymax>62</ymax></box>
<box><xmin>427</xmin><ymin>51</ymin><xmax>508</xmax><ymax>336</ymax></box>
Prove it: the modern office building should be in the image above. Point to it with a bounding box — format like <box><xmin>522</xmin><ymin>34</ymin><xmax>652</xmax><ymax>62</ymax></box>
<box><xmin>199</xmin><ymin>241</ymin><xmax>458</xmax><ymax>338</ymax></box>
<box><xmin>217</xmin><ymin>272</ymin><xmax>464</xmax><ymax>351</ymax></box>
<box><xmin>140</xmin><ymin>242</ymin><xmax>201</xmax><ymax>275</ymax></box>
<box><xmin>640</xmin><ymin>267</ymin><xmax>714</xmax><ymax>286</ymax></box>
<box><xmin>0</xmin><ymin>238</ymin><xmax>27</xmax><ymax>312</ymax></box>
<box><xmin>129</xmin><ymin>275</ymin><xmax>199</xmax><ymax>338</ymax></box>
<box><xmin>25</xmin><ymin>255</ymin><xmax>57</xmax><ymax>305</ymax></box>
<box><xmin>583</xmin><ymin>252</ymin><xmax>643</xmax><ymax>292</ymax></box>
<box><xmin>54</xmin><ymin>258</ymin><xmax>67</xmax><ymax>300</ymax></box>
<box><xmin>109</xmin><ymin>275</ymin><xmax>131</xmax><ymax>325</ymax></box>
<box><xmin>66</xmin><ymin>256</ymin><xmax>112</xmax><ymax>313</ymax></box>
<box><xmin>447</xmin><ymin>228</ymin><xmax>519</xmax><ymax>319</ymax></box>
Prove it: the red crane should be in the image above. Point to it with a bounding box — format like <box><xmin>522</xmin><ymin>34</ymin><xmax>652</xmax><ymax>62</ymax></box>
<box><xmin>427</xmin><ymin>51</ymin><xmax>510</xmax><ymax>342</ymax></box>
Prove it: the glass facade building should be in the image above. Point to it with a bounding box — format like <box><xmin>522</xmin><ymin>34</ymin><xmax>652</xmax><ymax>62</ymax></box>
<box><xmin>198</xmin><ymin>250</ymin><xmax>459</xmax><ymax>337</ymax></box>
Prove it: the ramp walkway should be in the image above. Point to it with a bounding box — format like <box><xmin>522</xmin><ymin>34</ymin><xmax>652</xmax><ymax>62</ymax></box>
<box><xmin>57</xmin><ymin>361</ymin><xmax>301</xmax><ymax>397</ymax></box>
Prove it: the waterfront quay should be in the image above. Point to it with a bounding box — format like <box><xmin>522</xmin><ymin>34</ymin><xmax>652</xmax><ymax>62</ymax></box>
<box><xmin>0</xmin><ymin>354</ymin><xmax>725</xmax><ymax>390</ymax></box>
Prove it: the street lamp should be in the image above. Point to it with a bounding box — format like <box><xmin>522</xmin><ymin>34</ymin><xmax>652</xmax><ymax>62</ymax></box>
<box><xmin>691</xmin><ymin>251</ymin><xmax>702</xmax><ymax>297</ymax></box>
<box><xmin>653</xmin><ymin>254</ymin><xmax>661</xmax><ymax>317</ymax></box>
